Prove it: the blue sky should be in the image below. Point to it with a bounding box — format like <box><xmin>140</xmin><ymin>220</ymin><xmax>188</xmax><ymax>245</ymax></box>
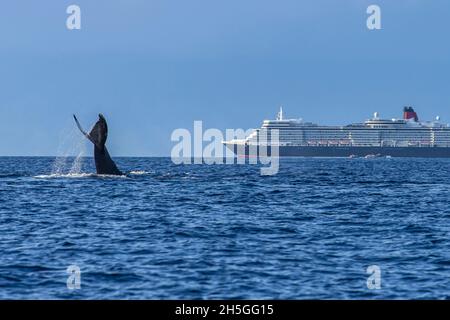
<box><xmin>0</xmin><ymin>0</ymin><xmax>449</xmax><ymax>156</ymax></box>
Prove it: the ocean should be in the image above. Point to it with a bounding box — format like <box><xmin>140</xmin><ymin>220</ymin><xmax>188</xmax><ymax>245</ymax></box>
<box><xmin>0</xmin><ymin>156</ymin><xmax>449</xmax><ymax>299</ymax></box>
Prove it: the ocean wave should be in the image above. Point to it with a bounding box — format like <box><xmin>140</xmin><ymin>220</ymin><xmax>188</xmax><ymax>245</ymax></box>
<box><xmin>0</xmin><ymin>173</ymin><xmax>24</xmax><ymax>178</ymax></box>
<box><xmin>3</xmin><ymin>157</ymin><xmax>450</xmax><ymax>299</ymax></box>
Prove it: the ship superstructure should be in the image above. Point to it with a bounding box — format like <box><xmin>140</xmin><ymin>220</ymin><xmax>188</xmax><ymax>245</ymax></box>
<box><xmin>223</xmin><ymin>107</ymin><xmax>450</xmax><ymax>157</ymax></box>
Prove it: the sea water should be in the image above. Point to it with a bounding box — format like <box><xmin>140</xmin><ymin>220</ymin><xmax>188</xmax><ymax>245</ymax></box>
<box><xmin>0</xmin><ymin>157</ymin><xmax>449</xmax><ymax>299</ymax></box>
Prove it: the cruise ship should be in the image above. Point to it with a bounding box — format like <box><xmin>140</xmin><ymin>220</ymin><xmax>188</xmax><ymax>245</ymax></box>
<box><xmin>223</xmin><ymin>107</ymin><xmax>450</xmax><ymax>157</ymax></box>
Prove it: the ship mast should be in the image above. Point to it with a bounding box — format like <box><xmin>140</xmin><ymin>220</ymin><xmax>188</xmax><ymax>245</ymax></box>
<box><xmin>277</xmin><ymin>106</ymin><xmax>283</xmax><ymax>121</ymax></box>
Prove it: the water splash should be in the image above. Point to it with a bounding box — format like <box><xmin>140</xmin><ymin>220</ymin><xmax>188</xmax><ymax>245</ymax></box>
<box><xmin>69</xmin><ymin>151</ymin><xmax>85</xmax><ymax>174</ymax></box>
<box><xmin>51</xmin><ymin>156</ymin><xmax>68</xmax><ymax>175</ymax></box>
<box><xmin>51</xmin><ymin>127</ymin><xmax>87</xmax><ymax>175</ymax></box>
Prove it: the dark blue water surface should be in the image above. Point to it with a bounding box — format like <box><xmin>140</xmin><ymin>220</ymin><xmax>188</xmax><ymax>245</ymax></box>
<box><xmin>1</xmin><ymin>157</ymin><xmax>450</xmax><ymax>299</ymax></box>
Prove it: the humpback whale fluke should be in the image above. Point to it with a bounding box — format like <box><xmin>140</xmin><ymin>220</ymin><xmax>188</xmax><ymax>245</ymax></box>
<box><xmin>73</xmin><ymin>114</ymin><xmax>123</xmax><ymax>175</ymax></box>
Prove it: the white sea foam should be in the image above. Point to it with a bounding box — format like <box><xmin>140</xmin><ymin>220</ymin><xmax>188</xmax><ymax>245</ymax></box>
<box><xmin>129</xmin><ymin>170</ymin><xmax>151</xmax><ymax>175</ymax></box>
<box><xmin>34</xmin><ymin>173</ymin><xmax>128</xmax><ymax>179</ymax></box>
<box><xmin>34</xmin><ymin>173</ymin><xmax>95</xmax><ymax>179</ymax></box>
<box><xmin>69</xmin><ymin>151</ymin><xmax>85</xmax><ymax>174</ymax></box>
<box><xmin>95</xmin><ymin>174</ymin><xmax>128</xmax><ymax>179</ymax></box>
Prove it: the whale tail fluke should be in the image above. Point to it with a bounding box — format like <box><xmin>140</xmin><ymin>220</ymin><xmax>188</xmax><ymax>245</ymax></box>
<box><xmin>73</xmin><ymin>114</ymin><xmax>91</xmax><ymax>141</ymax></box>
<box><xmin>88</xmin><ymin>114</ymin><xmax>108</xmax><ymax>150</ymax></box>
<box><xmin>73</xmin><ymin>114</ymin><xmax>123</xmax><ymax>176</ymax></box>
